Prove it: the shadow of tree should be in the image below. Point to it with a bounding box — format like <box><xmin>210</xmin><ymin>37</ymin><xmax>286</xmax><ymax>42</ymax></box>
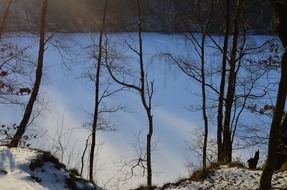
<box><xmin>0</xmin><ymin>146</ymin><xmax>15</xmax><ymax>174</ymax></box>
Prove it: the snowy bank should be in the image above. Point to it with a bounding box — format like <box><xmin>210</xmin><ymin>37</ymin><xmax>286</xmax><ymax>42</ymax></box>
<box><xmin>161</xmin><ymin>165</ymin><xmax>287</xmax><ymax>190</ymax></box>
<box><xmin>0</xmin><ymin>146</ymin><xmax>103</xmax><ymax>190</ymax></box>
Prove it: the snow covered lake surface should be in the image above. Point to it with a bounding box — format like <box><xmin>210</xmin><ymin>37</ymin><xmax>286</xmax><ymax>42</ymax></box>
<box><xmin>0</xmin><ymin>33</ymin><xmax>281</xmax><ymax>189</ymax></box>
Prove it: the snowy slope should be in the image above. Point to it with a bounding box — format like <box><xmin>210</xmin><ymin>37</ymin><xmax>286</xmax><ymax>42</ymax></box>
<box><xmin>0</xmin><ymin>146</ymin><xmax>102</xmax><ymax>190</ymax></box>
<box><xmin>162</xmin><ymin>165</ymin><xmax>287</xmax><ymax>190</ymax></box>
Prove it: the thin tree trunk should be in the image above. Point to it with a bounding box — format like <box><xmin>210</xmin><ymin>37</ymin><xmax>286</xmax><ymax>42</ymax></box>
<box><xmin>196</xmin><ymin>0</ymin><xmax>215</xmax><ymax>171</ymax></box>
<box><xmin>10</xmin><ymin>0</ymin><xmax>47</xmax><ymax>147</ymax></box>
<box><xmin>81</xmin><ymin>134</ymin><xmax>91</xmax><ymax>176</ymax></box>
<box><xmin>146</xmin><ymin>111</ymin><xmax>153</xmax><ymax>189</ymax></box>
<box><xmin>217</xmin><ymin>0</ymin><xmax>230</xmax><ymax>162</ymax></box>
<box><xmin>105</xmin><ymin>1</ymin><xmax>153</xmax><ymax>187</ymax></box>
<box><xmin>222</xmin><ymin>0</ymin><xmax>243</xmax><ymax>162</ymax></box>
<box><xmin>136</xmin><ymin>0</ymin><xmax>153</xmax><ymax>188</ymax></box>
<box><xmin>201</xmin><ymin>34</ymin><xmax>208</xmax><ymax>170</ymax></box>
<box><xmin>89</xmin><ymin>0</ymin><xmax>108</xmax><ymax>181</ymax></box>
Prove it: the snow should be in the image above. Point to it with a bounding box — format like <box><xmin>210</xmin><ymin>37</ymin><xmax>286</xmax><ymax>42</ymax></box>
<box><xmin>1</xmin><ymin>145</ymin><xmax>287</xmax><ymax>190</ymax></box>
<box><xmin>0</xmin><ymin>146</ymin><xmax>102</xmax><ymax>190</ymax></box>
<box><xmin>163</xmin><ymin>165</ymin><xmax>287</xmax><ymax>190</ymax></box>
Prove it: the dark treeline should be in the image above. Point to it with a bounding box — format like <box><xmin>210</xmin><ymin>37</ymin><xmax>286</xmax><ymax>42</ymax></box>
<box><xmin>0</xmin><ymin>0</ymin><xmax>273</xmax><ymax>34</ymax></box>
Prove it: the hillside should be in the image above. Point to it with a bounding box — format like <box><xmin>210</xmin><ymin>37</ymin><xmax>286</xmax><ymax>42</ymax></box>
<box><xmin>161</xmin><ymin>165</ymin><xmax>287</xmax><ymax>190</ymax></box>
<box><xmin>1</xmin><ymin>146</ymin><xmax>287</xmax><ymax>190</ymax></box>
<box><xmin>0</xmin><ymin>146</ymin><xmax>102</xmax><ymax>190</ymax></box>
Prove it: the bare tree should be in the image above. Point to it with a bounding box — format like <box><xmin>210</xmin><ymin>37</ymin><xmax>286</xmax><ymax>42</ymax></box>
<box><xmin>163</xmin><ymin>0</ymin><xmax>276</xmax><ymax>167</ymax></box>
<box><xmin>217</xmin><ymin>0</ymin><xmax>231</xmax><ymax>162</ymax></box>
<box><xmin>0</xmin><ymin>0</ymin><xmax>34</xmax><ymax>105</ymax></box>
<box><xmin>78</xmin><ymin>0</ymin><xmax>124</xmax><ymax>182</ymax></box>
<box><xmin>88</xmin><ymin>0</ymin><xmax>108</xmax><ymax>181</ymax></box>
<box><xmin>0</xmin><ymin>0</ymin><xmax>44</xmax><ymax>146</ymax></box>
<box><xmin>10</xmin><ymin>0</ymin><xmax>48</xmax><ymax>147</ymax></box>
<box><xmin>106</xmin><ymin>0</ymin><xmax>154</xmax><ymax>188</ymax></box>
<box><xmin>172</xmin><ymin>0</ymin><xmax>215</xmax><ymax>170</ymax></box>
<box><xmin>221</xmin><ymin>0</ymin><xmax>245</xmax><ymax>162</ymax></box>
<box><xmin>260</xmin><ymin>0</ymin><xmax>287</xmax><ymax>189</ymax></box>
<box><xmin>188</xmin><ymin>0</ymin><xmax>215</xmax><ymax>170</ymax></box>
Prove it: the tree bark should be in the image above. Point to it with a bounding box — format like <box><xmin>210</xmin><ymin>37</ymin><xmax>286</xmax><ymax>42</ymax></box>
<box><xmin>201</xmin><ymin>45</ymin><xmax>208</xmax><ymax>170</ymax></box>
<box><xmin>222</xmin><ymin>0</ymin><xmax>243</xmax><ymax>162</ymax></box>
<box><xmin>259</xmin><ymin>52</ymin><xmax>287</xmax><ymax>190</ymax></box>
<box><xmin>217</xmin><ymin>0</ymin><xmax>230</xmax><ymax>162</ymax></box>
<box><xmin>10</xmin><ymin>0</ymin><xmax>47</xmax><ymax>147</ymax></box>
<box><xmin>201</xmin><ymin>29</ymin><xmax>209</xmax><ymax>170</ymax></box>
<box><xmin>146</xmin><ymin>111</ymin><xmax>153</xmax><ymax>189</ymax></box>
<box><xmin>259</xmin><ymin>1</ymin><xmax>287</xmax><ymax>189</ymax></box>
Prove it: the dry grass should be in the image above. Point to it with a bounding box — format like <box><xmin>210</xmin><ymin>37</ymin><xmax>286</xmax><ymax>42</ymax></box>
<box><xmin>228</xmin><ymin>161</ymin><xmax>245</xmax><ymax>168</ymax></box>
<box><xmin>161</xmin><ymin>161</ymin><xmax>246</xmax><ymax>189</ymax></box>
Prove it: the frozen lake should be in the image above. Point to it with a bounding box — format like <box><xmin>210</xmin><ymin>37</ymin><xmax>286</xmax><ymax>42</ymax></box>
<box><xmin>0</xmin><ymin>32</ymin><xmax>280</xmax><ymax>189</ymax></box>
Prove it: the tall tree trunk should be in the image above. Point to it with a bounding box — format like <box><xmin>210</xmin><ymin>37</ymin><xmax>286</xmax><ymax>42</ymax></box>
<box><xmin>137</xmin><ymin>0</ymin><xmax>153</xmax><ymax>188</ymax></box>
<box><xmin>136</xmin><ymin>0</ymin><xmax>153</xmax><ymax>188</ymax></box>
<box><xmin>9</xmin><ymin>0</ymin><xmax>47</xmax><ymax>147</ymax></box>
<box><xmin>89</xmin><ymin>0</ymin><xmax>108</xmax><ymax>181</ymax></box>
<box><xmin>105</xmin><ymin>1</ymin><xmax>154</xmax><ymax>188</ymax></box>
<box><xmin>222</xmin><ymin>0</ymin><xmax>243</xmax><ymax>162</ymax></box>
<box><xmin>201</xmin><ymin>34</ymin><xmax>208</xmax><ymax>170</ymax></box>
<box><xmin>260</xmin><ymin>2</ymin><xmax>287</xmax><ymax>188</ymax></box>
<box><xmin>259</xmin><ymin>52</ymin><xmax>287</xmax><ymax>190</ymax></box>
<box><xmin>146</xmin><ymin>111</ymin><xmax>153</xmax><ymax>189</ymax></box>
<box><xmin>201</xmin><ymin>62</ymin><xmax>208</xmax><ymax>169</ymax></box>
<box><xmin>217</xmin><ymin>0</ymin><xmax>230</xmax><ymax>162</ymax></box>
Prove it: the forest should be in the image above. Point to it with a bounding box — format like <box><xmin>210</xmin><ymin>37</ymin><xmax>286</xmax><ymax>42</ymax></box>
<box><xmin>0</xmin><ymin>0</ymin><xmax>287</xmax><ymax>190</ymax></box>
<box><xmin>1</xmin><ymin>0</ymin><xmax>273</xmax><ymax>33</ymax></box>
